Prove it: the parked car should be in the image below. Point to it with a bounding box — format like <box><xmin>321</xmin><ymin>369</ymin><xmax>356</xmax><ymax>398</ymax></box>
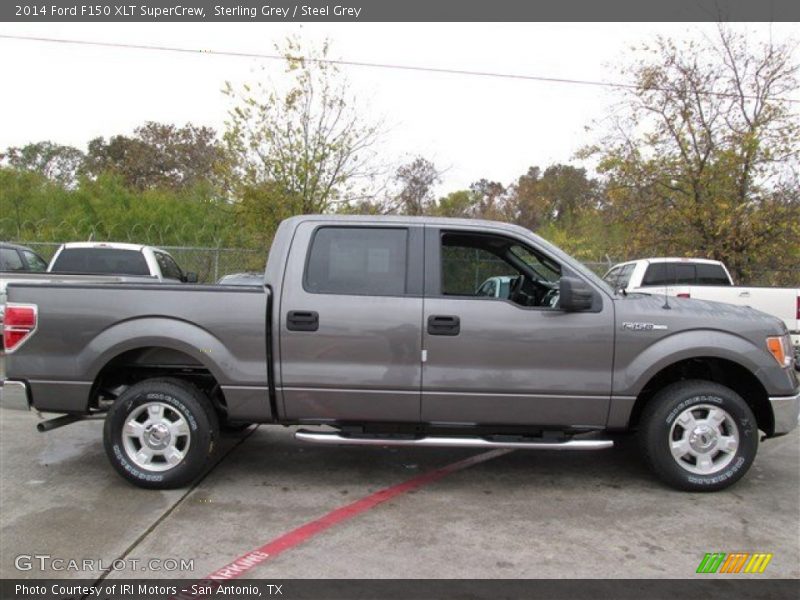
<box><xmin>604</xmin><ymin>258</ymin><xmax>800</xmax><ymax>363</ymax></box>
<box><xmin>2</xmin><ymin>216</ymin><xmax>797</xmax><ymax>492</ymax></box>
<box><xmin>217</xmin><ymin>272</ymin><xmax>264</xmax><ymax>286</ymax></box>
<box><xmin>0</xmin><ymin>242</ymin><xmax>48</xmax><ymax>273</ymax></box>
<box><xmin>48</xmin><ymin>242</ymin><xmax>197</xmax><ymax>282</ymax></box>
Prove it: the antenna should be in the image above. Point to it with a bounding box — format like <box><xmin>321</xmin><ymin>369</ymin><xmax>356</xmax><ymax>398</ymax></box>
<box><xmin>662</xmin><ymin>260</ymin><xmax>672</xmax><ymax>310</ymax></box>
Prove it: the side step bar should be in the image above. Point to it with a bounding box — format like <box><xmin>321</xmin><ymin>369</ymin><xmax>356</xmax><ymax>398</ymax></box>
<box><xmin>295</xmin><ymin>429</ymin><xmax>613</xmax><ymax>450</ymax></box>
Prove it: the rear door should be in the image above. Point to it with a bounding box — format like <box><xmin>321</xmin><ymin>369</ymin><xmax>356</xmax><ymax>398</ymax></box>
<box><xmin>421</xmin><ymin>225</ymin><xmax>615</xmax><ymax>428</ymax></box>
<box><xmin>279</xmin><ymin>221</ymin><xmax>424</xmax><ymax>422</ymax></box>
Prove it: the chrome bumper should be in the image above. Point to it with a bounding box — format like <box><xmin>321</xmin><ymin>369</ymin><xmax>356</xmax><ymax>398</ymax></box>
<box><xmin>0</xmin><ymin>380</ymin><xmax>30</xmax><ymax>411</ymax></box>
<box><xmin>770</xmin><ymin>391</ymin><xmax>800</xmax><ymax>436</ymax></box>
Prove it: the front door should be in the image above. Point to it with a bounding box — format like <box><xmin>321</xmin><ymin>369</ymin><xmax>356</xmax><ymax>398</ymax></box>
<box><xmin>421</xmin><ymin>226</ymin><xmax>615</xmax><ymax>428</ymax></box>
<box><xmin>279</xmin><ymin>222</ymin><xmax>424</xmax><ymax>422</ymax></box>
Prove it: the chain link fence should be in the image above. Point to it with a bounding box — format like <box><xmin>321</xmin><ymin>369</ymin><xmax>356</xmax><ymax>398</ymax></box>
<box><xmin>18</xmin><ymin>241</ymin><xmax>615</xmax><ymax>285</ymax></box>
<box><xmin>18</xmin><ymin>242</ymin><xmax>266</xmax><ymax>283</ymax></box>
<box><xmin>10</xmin><ymin>242</ymin><xmax>797</xmax><ymax>286</ymax></box>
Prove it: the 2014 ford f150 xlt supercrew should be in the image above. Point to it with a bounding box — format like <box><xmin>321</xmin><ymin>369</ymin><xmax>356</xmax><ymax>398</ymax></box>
<box><xmin>2</xmin><ymin>216</ymin><xmax>798</xmax><ymax>491</ymax></box>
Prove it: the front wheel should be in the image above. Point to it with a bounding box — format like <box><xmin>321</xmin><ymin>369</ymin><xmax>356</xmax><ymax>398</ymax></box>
<box><xmin>639</xmin><ymin>380</ymin><xmax>758</xmax><ymax>492</ymax></box>
<box><xmin>103</xmin><ymin>378</ymin><xmax>219</xmax><ymax>489</ymax></box>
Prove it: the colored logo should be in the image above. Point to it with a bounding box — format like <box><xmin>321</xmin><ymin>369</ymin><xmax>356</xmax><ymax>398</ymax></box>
<box><xmin>696</xmin><ymin>552</ymin><xmax>773</xmax><ymax>574</ymax></box>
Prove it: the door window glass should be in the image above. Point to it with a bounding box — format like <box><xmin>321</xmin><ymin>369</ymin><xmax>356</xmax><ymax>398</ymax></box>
<box><xmin>21</xmin><ymin>250</ymin><xmax>48</xmax><ymax>272</ymax></box>
<box><xmin>0</xmin><ymin>248</ymin><xmax>24</xmax><ymax>271</ymax></box>
<box><xmin>440</xmin><ymin>232</ymin><xmax>562</xmax><ymax>308</ymax></box>
<box><xmin>155</xmin><ymin>252</ymin><xmax>184</xmax><ymax>280</ymax></box>
<box><xmin>305</xmin><ymin>227</ymin><xmax>408</xmax><ymax>296</ymax></box>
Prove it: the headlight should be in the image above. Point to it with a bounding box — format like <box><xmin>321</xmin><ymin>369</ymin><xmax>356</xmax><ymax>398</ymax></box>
<box><xmin>766</xmin><ymin>334</ymin><xmax>794</xmax><ymax>368</ymax></box>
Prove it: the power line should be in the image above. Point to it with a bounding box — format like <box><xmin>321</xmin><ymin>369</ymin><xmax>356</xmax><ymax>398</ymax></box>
<box><xmin>1</xmin><ymin>33</ymin><xmax>798</xmax><ymax>104</ymax></box>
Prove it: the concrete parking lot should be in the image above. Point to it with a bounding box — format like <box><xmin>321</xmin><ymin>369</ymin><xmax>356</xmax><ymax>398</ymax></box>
<box><xmin>0</xmin><ymin>406</ymin><xmax>798</xmax><ymax>581</ymax></box>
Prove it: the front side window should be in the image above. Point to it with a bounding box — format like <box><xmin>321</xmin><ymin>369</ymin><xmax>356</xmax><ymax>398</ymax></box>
<box><xmin>440</xmin><ymin>232</ymin><xmax>562</xmax><ymax>308</ymax></box>
<box><xmin>305</xmin><ymin>227</ymin><xmax>408</xmax><ymax>296</ymax></box>
<box><xmin>155</xmin><ymin>252</ymin><xmax>184</xmax><ymax>281</ymax></box>
<box><xmin>22</xmin><ymin>250</ymin><xmax>47</xmax><ymax>272</ymax></box>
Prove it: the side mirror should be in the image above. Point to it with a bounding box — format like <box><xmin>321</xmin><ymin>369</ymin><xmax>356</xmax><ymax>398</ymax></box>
<box><xmin>183</xmin><ymin>272</ymin><xmax>198</xmax><ymax>283</ymax></box>
<box><xmin>559</xmin><ymin>276</ymin><xmax>594</xmax><ymax>312</ymax></box>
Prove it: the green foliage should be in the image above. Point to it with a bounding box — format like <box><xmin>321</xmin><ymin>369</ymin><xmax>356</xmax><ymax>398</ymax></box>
<box><xmin>583</xmin><ymin>26</ymin><xmax>800</xmax><ymax>283</ymax></box>
<box><xmin>0</xmin><ymin>141</ymin><xmax>85</xmax><ymax>188</ymax></box>
<box><xmin>84</xmin><ymin>122</ymin><xmax>228</xmax><ymax>192</ymax></box>
<box><xmin>0</xmin><ymin>167</ymin><xmax>246</xmax><ymax>248</ymax></box>
<box><xmin>223</xmin><ymin>36</ymin><xmax>381</xmax><ymax>226</ymax></box>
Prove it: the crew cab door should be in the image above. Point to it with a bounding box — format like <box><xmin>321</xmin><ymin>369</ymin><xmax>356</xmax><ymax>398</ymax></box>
<box><xmin>421</xmin><ymin>226</ymin><xmax>615</xmax><ymax>428</ymax></box>
<box><xmin>279</xmin><ymin>222</ymin><xmax>424</xmax><ymax>422</ymax></box>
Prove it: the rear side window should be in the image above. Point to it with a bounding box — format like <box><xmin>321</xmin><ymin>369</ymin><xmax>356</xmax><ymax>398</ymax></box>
<box><xmin>0</xmin><ymin>248</ymin><xmax>24</xmax><ymax>271</ymax></box>
<box><xmin>305</xmin><ymin>227</ymin><xmax>408</xmax><ymax>296</ymax></box>
<box><xmin>51</xmin><ymin>248</ymin><xmax>150</xmax><ymax>276</ymax></box>
<box><xmin>696</xmin><ymin>264</ymin><xmax>731</xmax><ymax>285</ymax></box>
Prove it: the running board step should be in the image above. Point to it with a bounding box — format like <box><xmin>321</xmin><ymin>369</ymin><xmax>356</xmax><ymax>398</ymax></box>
<box><xmin>294</xmin><ymin>430</ymin><xmax>613</xmax><ymax>450</ymax></box>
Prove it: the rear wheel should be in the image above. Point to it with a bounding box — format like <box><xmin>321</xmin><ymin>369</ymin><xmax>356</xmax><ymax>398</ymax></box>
<box><xmin>103</xmin><ymin>378</ymin><xmax>219</xmax><ymax>489</ymax></box>
<box><xmin>639</xmin><ymin>380</ymin><xmax>758</xmax><ymax>492</ymax></box>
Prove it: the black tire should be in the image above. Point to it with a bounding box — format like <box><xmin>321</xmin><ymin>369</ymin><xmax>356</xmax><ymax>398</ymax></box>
<box><xmin>103</xmin><ymin>378</ymin><xmax>219</xmax><ymax>489</ymax></box>
<box><xmin>638</xmin><ymin>380</ymin><xmax>758</xmax><ymax>492</ymax></box>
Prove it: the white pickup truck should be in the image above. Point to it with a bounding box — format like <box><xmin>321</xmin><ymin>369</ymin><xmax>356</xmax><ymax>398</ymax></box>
<box><xmin>1</xmin><ymin>243</ymin><xmax>196</xmax><ymax>349</ymax></box>
<box><xmin>604</xmin><ymin>258</ymin><xmax>800</xmax><ymax>361</ymax></box>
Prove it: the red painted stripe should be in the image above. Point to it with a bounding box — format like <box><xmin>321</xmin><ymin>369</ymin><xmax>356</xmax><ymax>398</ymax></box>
<box><xmin>205</xmin><ymin>448</ymin><xmax>511</xmax><ymax>581</ymax></box>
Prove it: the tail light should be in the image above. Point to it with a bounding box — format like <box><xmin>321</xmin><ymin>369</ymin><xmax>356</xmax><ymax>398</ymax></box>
<box><xmin>677</xmin><ymin>293</ymin><xmax>691</xmax><ymax>299</ymax></box>
<box><xmin>796</xmin><ymin>296</ymin><xmax>799</xmax><ymax>320</ymax></box>
<box><xmin>3</xmin><ymin>303</ymin><xmax>38</xmax><ymax>352</ymax></box>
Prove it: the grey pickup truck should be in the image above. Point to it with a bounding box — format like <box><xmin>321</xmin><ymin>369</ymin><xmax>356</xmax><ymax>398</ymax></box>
<box><xmin>2</xmin><ymin>216</ymin><xmax>798</xmax><ymax>491</ymax></box>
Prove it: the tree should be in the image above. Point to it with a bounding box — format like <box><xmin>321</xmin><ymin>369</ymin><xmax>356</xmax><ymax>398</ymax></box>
<box><xmin>84</xmin><ymin>122</ymin><xmax>227</xmax><ymax>192</ymax></box>
<box><xmin>432</xmin><ymin>189</ymin><xmax>480</xmax><ymax>218</ymax></box>
<box><xmin>0</xmin><ymin>141</ymin><xmax>84</xmax><ymax>188</ymax></box>
<box><xmin>468</xmin><ymin>179</ymin><xmax>508</xmax><ymax>221</ymax></box>
<box><xmin>507</xmin><ymin>164</ymin><xmax>601</xmax><ymax>231</ymax></box>
<box><xmin>224</xmin><ymin>37</ymin><xmax>381</xmax><ymax>220</ymax></box>
<box><xmin>388</xmin><ymin>156</ymin><xmax>441</xmax><ymax>215</ymax></box>
<box><xmin>583</xmin><ymin>26</ymin><xmax>799</xmax><ymax>282</ymax></box>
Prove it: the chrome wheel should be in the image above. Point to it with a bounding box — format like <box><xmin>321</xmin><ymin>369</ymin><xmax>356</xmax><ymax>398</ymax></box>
<box><xmin>121</xmin><ymin>401</ymin><xmax>191</xmax><ymax>472</ymax></box>
<box><xmin>669</xmin><ymin>404</ymin><xmax>739</xmax><ymax>475</ymax></box>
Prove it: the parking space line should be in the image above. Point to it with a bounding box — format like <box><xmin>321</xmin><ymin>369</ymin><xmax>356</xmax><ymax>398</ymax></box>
<box><xmin>205</xmin><ymin>448</ymin><xmax>512</xmax><ymax>580</ymax></box>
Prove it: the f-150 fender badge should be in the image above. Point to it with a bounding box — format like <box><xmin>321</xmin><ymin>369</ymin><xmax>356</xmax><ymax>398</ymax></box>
<box><xmin>622</xmin><ymin>322</ymin><xmax>669</xmax><ymax>331</ymax></box>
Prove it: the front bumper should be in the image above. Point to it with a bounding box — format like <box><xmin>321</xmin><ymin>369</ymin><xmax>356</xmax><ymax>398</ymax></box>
<box><xmin>770</xmin><ymin>390</ymin><xmax>800</xmax><ymax>436</ymax></box>
<box><xmin>0</xmin><ymin>380</ymin><xmax>30</xmax><ymax>411</ymax></box>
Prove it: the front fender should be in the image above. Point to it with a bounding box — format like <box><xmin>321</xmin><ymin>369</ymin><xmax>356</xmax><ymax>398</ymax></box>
<box><xmin>615</xmin><ymin>329</ymin><xmax>791</xmax><ymax>397</ymax></box>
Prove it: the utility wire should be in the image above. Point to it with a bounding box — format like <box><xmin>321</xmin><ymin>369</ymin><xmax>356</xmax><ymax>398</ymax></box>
<box><xmin>1</xmin><ymin>33</ymin><xmax>798</xmax><ymax>104</ymax></box>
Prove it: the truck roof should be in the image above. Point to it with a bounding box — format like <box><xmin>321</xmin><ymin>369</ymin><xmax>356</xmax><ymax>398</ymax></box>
<box><xmin>58</xmin><ymin>242</ymin><xmax>150</xmax><ymax>252</ymax></box>
<box><xmin>612</xmin><ymin>257</ymin><xmax>726</xmax><ymax>268</ymax></box>
<box><xmin>279</xmin><ymin>213</ymin><xmax>534</xmax><ymax>234</ymax></box>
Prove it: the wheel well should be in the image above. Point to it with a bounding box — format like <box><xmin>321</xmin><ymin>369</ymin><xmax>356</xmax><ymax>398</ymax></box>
<box><xmin>628</xmin><ymin>357</ymin><xmax>773</xmax><ymax>435</ymax></box>
<box><xmin>91</xmin><ymin>346</ymin><xmax>228</xmax><ymax>416</ymax></box>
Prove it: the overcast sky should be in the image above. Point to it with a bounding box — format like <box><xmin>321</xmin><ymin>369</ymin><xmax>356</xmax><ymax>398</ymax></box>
<box><xmin>0</xmin><ymin>22</ymin><xmax>797</xmax><ymax>193</ymax></box>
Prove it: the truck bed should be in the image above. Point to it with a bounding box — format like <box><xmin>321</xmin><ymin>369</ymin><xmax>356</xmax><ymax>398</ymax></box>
<box><xmin>4</xmin><ymin>282</ymin><xmax>270</xmax><ymax>417</ymax></box>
